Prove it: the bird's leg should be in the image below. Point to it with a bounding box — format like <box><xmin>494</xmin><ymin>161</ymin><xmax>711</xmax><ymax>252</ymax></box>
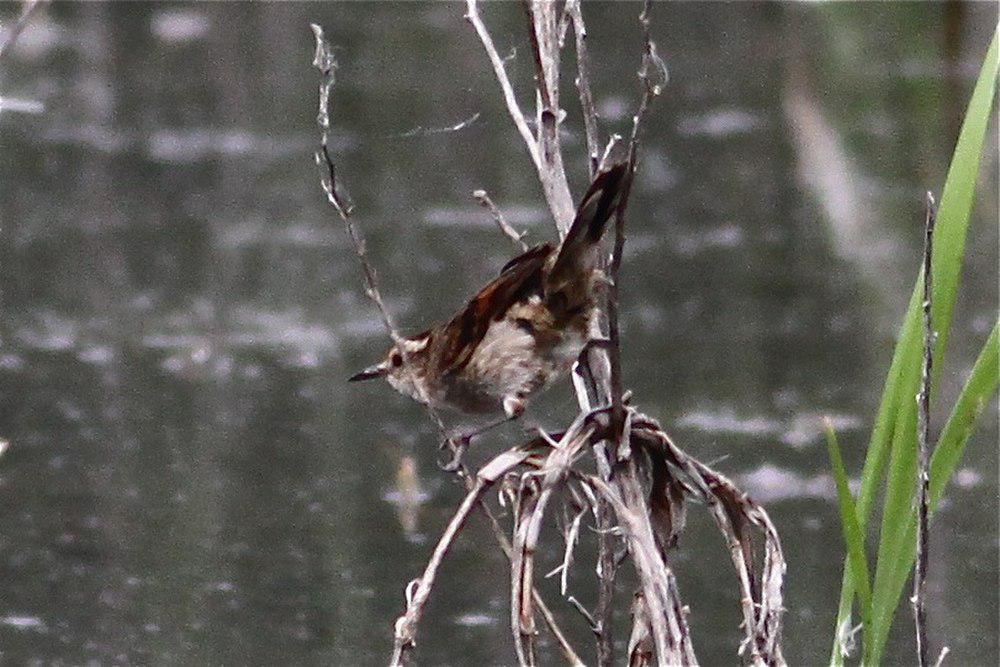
<box><xmin>439</xmin><ymin>396</ymin><xmax>526</xmax><ymax>472</ymax></box>
<box><xmin>438</xmin><ymin>436</ymin><xmax>469</xmax><ymax>473</ymax></box>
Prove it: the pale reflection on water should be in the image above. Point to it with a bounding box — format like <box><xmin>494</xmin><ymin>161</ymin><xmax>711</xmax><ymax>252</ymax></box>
<box><xmin>0</xmin><ymin>2</ymin><xmax>996</xmax><ymax>665</ymax></box>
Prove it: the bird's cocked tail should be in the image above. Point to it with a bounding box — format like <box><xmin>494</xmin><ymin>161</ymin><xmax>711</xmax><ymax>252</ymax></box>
<box><xmin>548</xmin><ymin>162</ymin><xmax>629</xmax><ymax>287</ymax></box>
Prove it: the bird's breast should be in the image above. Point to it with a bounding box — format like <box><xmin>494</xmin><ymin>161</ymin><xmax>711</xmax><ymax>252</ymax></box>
<box><xmin>440</xmin><ymin>300</ymin><xmax>591</xmax><ymax>409</ymax></box>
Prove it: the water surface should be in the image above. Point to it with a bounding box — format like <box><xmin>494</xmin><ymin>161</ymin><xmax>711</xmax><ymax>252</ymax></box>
<box><xmin>1</xmin><ymin>2</ymin><xmax>996</xmax><ymax>665</ymax></box>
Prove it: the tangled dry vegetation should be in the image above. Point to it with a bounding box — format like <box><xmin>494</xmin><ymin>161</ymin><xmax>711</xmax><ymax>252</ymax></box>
<box><xmin>313</xmin><ymin>2</ymin><xmax>787</xmax><ymax>665</ymax></box>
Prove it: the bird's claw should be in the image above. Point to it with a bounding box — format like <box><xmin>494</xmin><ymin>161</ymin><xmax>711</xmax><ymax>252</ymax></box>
<box><xmin>439</xmin><ymin>435</ymin><xmax>470</xmax><ymax>472</ymax></box>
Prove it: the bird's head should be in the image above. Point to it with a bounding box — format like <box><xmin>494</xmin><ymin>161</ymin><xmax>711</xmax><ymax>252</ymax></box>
<box><xmin>349</xmin><ymin>334</ymin><xmax>432</xmax><ymax>404</ymax></box>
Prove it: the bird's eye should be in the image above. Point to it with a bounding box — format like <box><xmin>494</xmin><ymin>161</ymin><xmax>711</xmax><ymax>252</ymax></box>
<box><xmin>391</xmin><ymin>353</ymin><xmax>403</xmax><ymax>367</ymax></box>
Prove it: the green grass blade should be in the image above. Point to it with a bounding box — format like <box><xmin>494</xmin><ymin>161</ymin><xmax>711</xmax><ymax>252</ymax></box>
<box><xmin>862</xmin><ymin>30</ymin><xmax>999</xmax><ymax>666</ymax></box>
<box><xmin>830</xmin><ymin>29</ymin><xmax>999</xmax><ymax>665</ymax></box>
<box><xmin>929</xmin><ymin>322</ymin><xmax>999</xmax><ymax>507</ymax></box>
<box><xmin>865</xmin><ymin>323</ymin><xmax>998</xmax><ymax>664</ymax></box>
<box><xmin>829</xmin><ymin>322</ymin><xmax>911</xmax><ymax>664</ymax></box>
<box><xmin>825</xmin><ymin>421</ymin><xmax>873</xmax><ymax>630</ymax></box>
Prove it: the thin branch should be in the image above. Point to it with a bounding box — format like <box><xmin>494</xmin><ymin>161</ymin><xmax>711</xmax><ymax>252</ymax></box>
<box><xmin>311</xmin><ymin>24</ymin><xmax>397</xmax><ymax>341</ymax></box>
<box><xmin>311</xmin><ymin>24</ymin><xmax>448</xmax><ymax>435</ymax></box>
<box><xmin>464</xmin><ymin>0</ymin><xmax>541</xmax><ymax>169</ymax></box>
<box><xmin>567</xmin><ymin>0</ymin><xmax>601</xmax><ymax>178</ymax></box>
<box><xmin>913</xmin><ymin>191</ymin><xmax>938</xmax><ymax>667</ymax></box>
<box><xmin>477</xmin><ymin>494</ymin><xmax>587</xmax><ymax>667</ymax></box>
<box><xmin>390</xmin><ymin>478</ymin><xmax>487</xmax><ymax>666</ymax></box>
<box><xmin>522</xmin><ymin>0</ymin><xmax>577</xmax><ymax>233</ymax></box>
<box><xmin>606</xmin><ymin>0</ymin><xmax>668</xmax><ymax>455</ymax></box>
<box><xmin>511</xmin><ymin>414</ymin><xmax>602</xmax><ymax>666</ymax></box>
<box><xmin>389</xmin><ymin>446</ymin><xmax>534</xmax><ymax>666</ymax></box>
<box><xmin>473</xmin><ymin>190</ymin><xmax>530</xmax><ymax>252</ymax></box>
<box><xmin>568</xmin><ymin>595</ymin><xmax>599</xmax><ymax>632</ymax></box>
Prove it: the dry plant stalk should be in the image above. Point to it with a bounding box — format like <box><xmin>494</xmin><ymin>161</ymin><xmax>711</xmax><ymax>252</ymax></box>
<box><xmin>309</xmin><ymin>24</ymin><xmax>583</xmax><ymax>666</ymax></box>
<box><xmin>313</xmin><ymin>2</ymin><xmax>787</xmax><ymax>665</ymax></box>
<box><xmin>912</xmin><ymin>192</ymin><xmax>937</xmax><ymax>667</ymax></box>
<box><xmin>473</xmin><ymin>189</ymin><xmax>530</xmax><ymax>253</ymax></box>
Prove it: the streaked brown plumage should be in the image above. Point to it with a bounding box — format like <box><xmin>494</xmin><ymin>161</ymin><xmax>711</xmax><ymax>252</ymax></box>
<box><xmin>350</xmin><ymin>163</ymin><xmax>628</xmax><ymax>420</ymax></box>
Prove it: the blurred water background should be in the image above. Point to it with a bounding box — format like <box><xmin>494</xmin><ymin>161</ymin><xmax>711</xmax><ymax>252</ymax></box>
<box><xmin>0</xmin><ymin>2</ymin><xmax>996</xmax><ymax>664</ymax></box>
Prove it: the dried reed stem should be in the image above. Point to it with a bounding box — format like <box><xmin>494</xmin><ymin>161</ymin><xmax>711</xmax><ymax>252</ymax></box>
<box><xmin>310</xmin><ymin>23</ymin><xmax>447</xmax><ymax>437</ymax></box>
<box><xmin>522</xmin><ymin>0</ymin><xmax>577</xmax><ymax>233</ymax></box>
<box><xmin>389</xmin><ymin>447</ymin><xmax>534</xmax><ymax>666</ymax></box>
<box><xmin>563</xmin><ymin>5</ymin><xmax>616</xmax><ymax>659</ymax></box>
<box><xmin>912</xmin><ymin>191</ymin><xmax>937</xmax><ymax>667</ymax></box>
<box><xmin>511</xmin><ymin>415</ymin><xmax>601</xmax><ymax>665</ymax></box>
<box><xmin>473</xmin><ymin>189</ymin><xmax>530</xmax><ymax>253</ymax></box>
<box><xmin>464</xmin><ymin>0</ymin><xmax>541</xmax><ymax>170</ymax></box>
<box><xmin>352</xmin><ymin>1</ymin><xmax>789</xmax><ymax>664</ymax></box>
<box><xmin>566</xmin><ymin>0</ymin><xmax>601</xmax><ymax>177</ymax></box>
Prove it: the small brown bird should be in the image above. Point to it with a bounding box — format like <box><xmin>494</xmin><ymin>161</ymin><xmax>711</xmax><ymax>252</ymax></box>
<box><xmin>350</xmin><ymin>163</ymin><xmax>628</xmax><ymax>424</ymax></box>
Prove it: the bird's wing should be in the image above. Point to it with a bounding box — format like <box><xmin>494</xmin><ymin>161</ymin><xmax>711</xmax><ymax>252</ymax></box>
<box><xmin>547</xmin><ymin>162</ymin><xmax>628</xmax><ymax>288</ymax></box>
<box><xmin>438</xmin><ymin>243</ymin><xmax>554</xmax><ymax>373</ymax></box>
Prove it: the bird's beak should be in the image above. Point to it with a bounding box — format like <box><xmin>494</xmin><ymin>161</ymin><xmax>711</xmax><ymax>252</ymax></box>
<box><xmin>348</xmin><ymin>362</ymin><xmax>388</xmax><ymax>382</ymax></box>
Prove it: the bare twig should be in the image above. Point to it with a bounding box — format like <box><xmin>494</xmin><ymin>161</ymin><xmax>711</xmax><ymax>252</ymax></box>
<box><xmin>473</xmin><ymin>190</ymin><xmax>530</xmax><ymax>252</ymax></box>
<box><xmin>311</xmin><ymin>25</ymin><xmax>396</xmax><ymax>340</ymax></box>
<box><xmin>912</xmin><ymin>191</ymin><xmax>937</xmax><ymax>667</ymax></box>
<box><xmin>568</xmin><ymin>595</ymin><xmax>598</xmax><ymax>632</ymax></box>
<box><xmin>567</xmin><ymin>0</ymin><xmax>601</xmax><ymax>177</ymax></box>
<box><xmin>0</xmin><ymin>0</ymin><xmax>41</xmax><ymax>62</ymax></box>
<box><xmin>389</xmin><ymin>446</ymin><xmax>534</xmax><ymax>666</ymax></box>
<box><xmin>522</xmin><ymin>0</ymin><xmax>577</xmax><ymax>233</ymax></box>
<box><xmin>390</xmin><ymin>478</ymin><xmax>486</xmax><ymax>666</ymax></box>
<box><xmin>464</xmin><ymin>0</ymin><xmax>541</xmax><ymax>170</ymax></box>
<box><xmin>476</xmin><ymin>492</ymin><xmax>587</xmax><ymax>667</ymax></box>
<box><xmin>311</xmin><ymin>24</ymin><xmax>449</xmax><ymax>437</ymax></box>
<box><xmin>511</xmin><ymin>414</ymin><xmax>603</xmax><ymax>666</ymax></box>
<box><xmin>606</xmin><ymin>0</ymin><xmax>668</xmax><ymax>454</ymax></box>
<box><xmin>632</xmin><ymin>414</ymin><xmax>786</xmax><ymax>665</ymax></box>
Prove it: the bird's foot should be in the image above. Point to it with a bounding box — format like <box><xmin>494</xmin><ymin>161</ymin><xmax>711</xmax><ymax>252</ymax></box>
<box><xmin>438</xmin><ymin>408</ymin><xmax>524</xmax><ymax>472</ymax></box>
<box><xmin>439</xmin><ymin>435</ymin><xmax>469</xmax><ymax>473</ymax></box>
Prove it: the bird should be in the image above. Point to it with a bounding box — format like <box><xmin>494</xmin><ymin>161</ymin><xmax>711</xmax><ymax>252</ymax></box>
<box><xmin>349</xmin><ymin>162</ymin><xmax>628</xmax><ymax>430</ymax></box>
